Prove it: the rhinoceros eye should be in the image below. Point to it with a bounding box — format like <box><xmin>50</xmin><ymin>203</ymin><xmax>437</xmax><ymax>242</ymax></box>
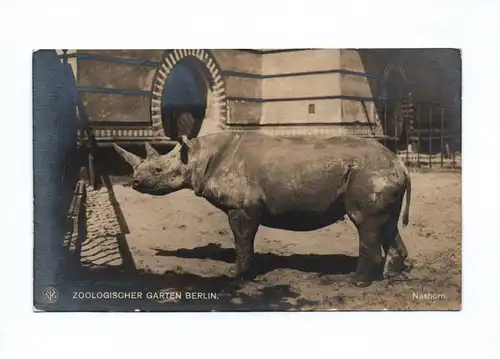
<box><xmin>154</xmin><ymin>167</ymin><xmax>163</xmax><ymax>174</ymax></box>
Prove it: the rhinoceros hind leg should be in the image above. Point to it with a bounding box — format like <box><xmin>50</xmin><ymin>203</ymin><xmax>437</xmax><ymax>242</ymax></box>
<box><xmin>228</xmin><ymin>209</ymin><xmax>260</xmax><ymax>279</ymax></box>
<box><xmin>350</xmin><ymin>217</ymin><xmax>386</xmax><ymax>287</ymax></box>
<box><xmin>381</xmin><ymin>217</ymin><xmax>411</xmax><ymax>280</ymax></box>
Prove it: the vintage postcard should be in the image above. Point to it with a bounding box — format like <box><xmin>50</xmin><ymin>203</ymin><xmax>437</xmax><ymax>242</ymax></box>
<box><xmin>33</xmin><ymin>48</ymin><xmax>461</xmax><ymax>312</ymax></box>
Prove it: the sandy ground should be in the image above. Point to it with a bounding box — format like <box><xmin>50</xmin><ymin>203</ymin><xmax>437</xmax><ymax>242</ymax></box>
<box><xmin>63</xmin><ymin>171</ymin><xmax>461</xmax><ymax>311</ymax></box>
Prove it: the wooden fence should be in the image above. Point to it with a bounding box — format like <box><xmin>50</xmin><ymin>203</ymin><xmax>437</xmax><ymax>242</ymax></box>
<box><xmin>379</xmin><ymin>99</ymin><xmax>461</xmax><ymax>170</ymax></box>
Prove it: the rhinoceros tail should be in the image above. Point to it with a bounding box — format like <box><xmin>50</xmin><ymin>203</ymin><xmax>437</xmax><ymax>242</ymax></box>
<box><xmin>402</xmin><ymin>166</ymin><xmax>411</xmax><ymax>227</ymax></box>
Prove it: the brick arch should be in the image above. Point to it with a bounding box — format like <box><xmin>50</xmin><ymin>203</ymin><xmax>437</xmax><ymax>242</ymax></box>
<box><xmin>150</xmin><ymin>49</ymin><xmax>228</xmax><ymax>137</ymax></box>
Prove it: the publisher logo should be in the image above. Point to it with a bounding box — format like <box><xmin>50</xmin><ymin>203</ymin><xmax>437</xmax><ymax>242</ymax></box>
<box><xmin>42</xmin><ymin>287</ymin><xmax>59</xmax><ymax>304</ymax></box>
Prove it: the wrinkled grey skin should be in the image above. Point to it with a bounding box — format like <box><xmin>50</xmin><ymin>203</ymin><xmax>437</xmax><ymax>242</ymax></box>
<box><xmin>114</xmin><ymin>132</ymin><xmax>413</xmax><ymax>287</ymax></box>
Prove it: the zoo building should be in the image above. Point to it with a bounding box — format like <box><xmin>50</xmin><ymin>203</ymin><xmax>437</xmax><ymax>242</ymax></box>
<box><xmin>59</xmin><ymin>49</ymin><xmax>461</xmax><ymax>180</ymax></box>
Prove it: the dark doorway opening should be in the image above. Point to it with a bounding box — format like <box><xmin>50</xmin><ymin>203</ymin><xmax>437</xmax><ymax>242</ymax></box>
<box><xmin>161</xmin><ymin>56</ymin><xmax>211</xmax><ymax>140</ymax></box>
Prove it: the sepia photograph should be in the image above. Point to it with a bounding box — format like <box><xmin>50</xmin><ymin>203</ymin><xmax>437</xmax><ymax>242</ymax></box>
<box><xmin>33</xmin><ymin>48</ymin><xmax>462</xmax><ymax>312</ymax></box>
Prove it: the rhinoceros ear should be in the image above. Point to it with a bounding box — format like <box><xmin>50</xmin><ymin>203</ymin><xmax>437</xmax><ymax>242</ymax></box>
<box><xmin>145</xmin><ymin>142</ymin><xmax>159</xmax><ymax>159</ymax></box>
<box><xmin>180</xmin><ymin>135</ymin><xmax>193</xmax><ymax>149</ymax></box>
<box><xmin>113</xmin><ymin>143</ymin><xmax>142</xmax><ymax>168</ymax></box>
<box><xmin>179</xmin><ymin>135</ymin><xmax>193</xmax><ymax>164</ymax></box>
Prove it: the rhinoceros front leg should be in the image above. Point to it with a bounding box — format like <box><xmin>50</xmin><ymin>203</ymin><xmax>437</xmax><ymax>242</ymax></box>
<box><xmin>227</xmin><ymin>209</ymin><xmax>260</xmax><ymax>279</ymax></box>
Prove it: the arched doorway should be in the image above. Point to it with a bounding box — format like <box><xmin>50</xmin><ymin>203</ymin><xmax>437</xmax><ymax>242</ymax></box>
<box><xmin>150</xmin><ymin>49</ymin><xmax>228</xmax><ymax>139</ymax></box>
<box><xmin>161</xmin><ymin>58</ymin><xmax>208</xmax><ymax>139</ymax></box>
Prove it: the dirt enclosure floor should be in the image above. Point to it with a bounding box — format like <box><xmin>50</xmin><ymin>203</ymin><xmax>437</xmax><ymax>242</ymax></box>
<box><xmin>62</xmin><ymin>171</ymin><xmax>461</xmax><ymax>311</ymax></box>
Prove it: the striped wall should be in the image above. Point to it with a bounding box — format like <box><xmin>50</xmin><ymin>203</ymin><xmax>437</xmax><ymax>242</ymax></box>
<box><xmin>222</xmin><ymin>49</ymin><xmax>460</xmax><ymax>138</ymax></box>
<box><xmin>58</xmin><ymin>49</ymin><xmax>461</xmax><ymax>141</ymax></box>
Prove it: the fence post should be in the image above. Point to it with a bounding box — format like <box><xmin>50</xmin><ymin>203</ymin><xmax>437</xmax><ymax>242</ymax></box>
<box><xmin>62</xmin><ymin>49</ymin><xmax>68</xmax><ymax>65</ymax></box>
<box><xmin>417</xmin><ymin>104</ymin><xmax>420</xmax><ymax>168</ymax></box>
<box><xmin>440</xmin><ymin>107</ymin><xmax>444</xmax><ymax>168</ymax></box>
<box><xmin>383</xmin><ymin>101</ymin><xmax>387</xmax><ymax>147</ymax></box>
<box><xmin>429</xmin><ymin>106</ymin><xmax>432</xmax><ymax>168</ymax></box>
<box><xmin>406</xmin><ymin>100</ymin><xmax>410</xmax><ymax>166</ymax></box>
<box><xmin>395</xmin><ymin>111</ymin><xmax>398</xmax><ymax>153</ymax></box>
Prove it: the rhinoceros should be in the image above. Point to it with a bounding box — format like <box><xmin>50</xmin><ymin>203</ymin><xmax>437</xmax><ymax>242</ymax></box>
<box><xmin>113</xmin><ymin>132</ymin><xmax>412</xmax><ymax>287</ymax></box>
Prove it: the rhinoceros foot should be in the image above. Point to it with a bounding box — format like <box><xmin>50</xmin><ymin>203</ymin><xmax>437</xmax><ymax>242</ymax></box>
<box><xmin>232</xmin><ymin>265</ymin><xmax>258</xmax><ymax>281</ymax></box>
<box><xmin>348</xmin><ymin>274</ymin><xmax>373</xmax><ymax>288</ymax></box>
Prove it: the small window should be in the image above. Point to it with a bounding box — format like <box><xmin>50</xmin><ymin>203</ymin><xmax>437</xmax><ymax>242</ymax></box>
<box><xmin>308</xmin><ymin>104</ymin><xmax>315</xmax><ymax>114</ymax></box>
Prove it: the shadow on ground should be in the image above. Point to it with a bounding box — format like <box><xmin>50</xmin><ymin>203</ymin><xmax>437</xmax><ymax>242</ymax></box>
<box><xmin>37</xmin><ymin>243</ymin><xmax>358</xmax><ymax>312</ymax></box>
<box><xmin>153</xmin><ymin>243</ymin><xmax>358</xmax><ymax>277</ymax></box>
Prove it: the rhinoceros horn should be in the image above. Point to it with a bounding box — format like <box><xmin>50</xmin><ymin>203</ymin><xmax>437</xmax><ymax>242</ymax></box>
<box><xmin>113</xmin><ymin>143</ymin><xmax>142</xmax><ymax>167</ymax></box>
<box><xmin>145</xmin><ymin>142</ymin><xmax>159</xmax><ymax>159</ymax></box>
